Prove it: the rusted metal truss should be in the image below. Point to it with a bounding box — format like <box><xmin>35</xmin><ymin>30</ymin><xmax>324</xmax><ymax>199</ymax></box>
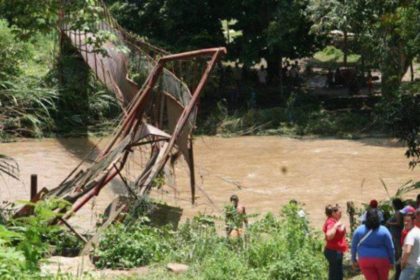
<box><xmin>25</xmin><ymin>1</ymin><xmax>226</xmax><ymax>224</ymax></box>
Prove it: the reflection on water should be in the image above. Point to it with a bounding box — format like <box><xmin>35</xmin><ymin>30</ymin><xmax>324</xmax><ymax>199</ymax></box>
<box><xmin>0</xmin><ymin>136</ymin><xmax>416</xmax><ymax>230</ymax></box>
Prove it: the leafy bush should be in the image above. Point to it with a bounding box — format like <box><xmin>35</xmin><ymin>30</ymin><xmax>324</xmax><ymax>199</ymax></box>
<box><xmin>170</xmin><ymin>214</ymin><xmax>222</xmax><ymax>263</ymax></box>
<box><xmin>375</xmin><ymin>86</ymin><xmax>420</xmax><ymax>167</ymax></box>
<box><xmin>243</xmin><ymin>205</ymin><xmax>326</xmax><ymax>280</ymax></box>
<box><xmin>95</xmin><ymin>217</ymin><xmax>173</xmax><ymax>269</ymax></box>
<box><xmin>0</xmin><ymin>20</ymin><xmax>59</xmax><ymax>139</ymax></box>
<box><xmin>0</xmin><ymin>19</ymin><xmax>29</xmax><ymax>78</ymax></box>
<box><xmin>135</xmin><ymin>203</ymin><xmax>327</xmax><ymax>280</ymax></box>
<box><xmin>0</xmin><ymin>199</ymin><xmax>73</xmax><ymax>279</ymax></box>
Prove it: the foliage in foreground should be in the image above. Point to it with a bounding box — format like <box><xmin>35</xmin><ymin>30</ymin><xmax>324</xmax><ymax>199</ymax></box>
<box><xmin>95</xmin><ymin>217</ymin><xmax>173</xmax><ymax>269</ymax></box>
<box><xmin>0</xmin><ymin>199</ymin><xmax>82</xmax><ymax>279</ymax></box>
<box><xmin>96</xmin><ymin>203</ymin><xmax>327</xmax><ymax>280</ymax></box>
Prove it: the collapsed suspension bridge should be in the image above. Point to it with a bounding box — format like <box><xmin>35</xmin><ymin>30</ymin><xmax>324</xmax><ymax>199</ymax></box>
<box><xmin>18</xmin><ymin>0</ymin><xmax>225</xmax><ymax>239</ymax></box>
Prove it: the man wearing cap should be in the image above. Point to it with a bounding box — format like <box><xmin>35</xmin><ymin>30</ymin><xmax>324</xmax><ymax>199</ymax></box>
<box><xmin>399</xmin><ymin>208</ymin><xmax>420</xmax><ymax>280</ymax></box>
<box><xmin>360</xmin><ymin>199</ymin><xmax>384</xmax><ymax>224</ymax></box>
<box><xmin>400</xmin><ymin>206</ymin><xmax>416</xmax><ymax>246</ymax></box>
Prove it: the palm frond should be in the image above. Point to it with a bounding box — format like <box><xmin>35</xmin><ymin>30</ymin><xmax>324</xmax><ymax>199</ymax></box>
<box><xmin>395</xmin><ymin>180</ymin><xmax>420</xmax><ymax>197</ymax></box>
<box><xmin>0</xmin><ymin>155</ymin><xmax>19</xmax><ymax>180</ymax></box>
<box><xmin>379</xmin><ymin>178</ymin><xmax>391</xmax><ymax>199</ymax></box>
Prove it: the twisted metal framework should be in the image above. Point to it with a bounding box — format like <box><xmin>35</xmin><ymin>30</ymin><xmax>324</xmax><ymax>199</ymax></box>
<box><xmin>30</xmin><ymin>0</ymin><xmax>226</xmax><ymax>221</ymax></box>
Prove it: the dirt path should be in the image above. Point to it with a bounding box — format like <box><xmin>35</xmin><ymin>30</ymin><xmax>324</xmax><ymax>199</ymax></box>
<box><xmin>0</xmin><ymin>136</ymin><xmax>418</xmax><ymax>231</ymax></box>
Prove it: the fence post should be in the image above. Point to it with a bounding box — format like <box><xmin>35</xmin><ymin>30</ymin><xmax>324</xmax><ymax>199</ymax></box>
<box><xmin>30</xmin><ymin>174</ymin><xmax>38</xmax><ymax>201</ymax></box>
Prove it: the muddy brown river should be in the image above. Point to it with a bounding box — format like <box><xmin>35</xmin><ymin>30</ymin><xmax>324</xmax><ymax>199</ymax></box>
<box><xmin>0</xmin><ymin>136</ymin><xmax>418</xmax><ymax>232</ymax></box>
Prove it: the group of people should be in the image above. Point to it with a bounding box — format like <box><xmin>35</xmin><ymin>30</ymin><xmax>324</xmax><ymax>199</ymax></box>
<box><xmin>323</xmin><ymin>195</ymin><xmax>420</xmax><ymax>280</ymax></box>
<box><xmin>325</xmin><ymin>67</ymin><xmax>374</xmax><ymax>95</ymax></box>
<box><xmin>281</xmin><ymin>60</ymin><xmax>301</xmax><ymax>86</ymax></box>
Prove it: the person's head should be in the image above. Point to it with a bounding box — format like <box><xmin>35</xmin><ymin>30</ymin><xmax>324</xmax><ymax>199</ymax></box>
<box><xmin>392</xmin><ymin>198</ymin><xmax>404</xmax><ymax>211</ymax></box>
<box><xmin>369</xmin><ymin>199</ymin><xmax>378</xmax><ymax>209</ymax></box>
<box><xmin>403</xmin><ymin>213</ymin><xmax>415</xmax><ymax>230</ymax></box>
<box><xmin>260</xmin><ymin>65</ymin><xmax>265</xmax><ymax>70</ymax></box>
<box><xmin>417</xmin><ymin>194</ymin><xmax>420</xmax><ymax>206</ymax></box>
<box><xmin>289</xmin><ymin>199</ymin><xmax>298</xmax><ymax>205</ymax></box>
<box><xmin>325</xmin><ymin>204</ymin><xmax>342</xmax><ymax>220</ymax></box>
<box><xmin>400</xmin><ymin>205</ymin><xmax>416</xmax><ymax>215</ymax></box>
<box><xmin>365</xmin><ymin>208</ymin><xmax>380</xmax><ymax>230</ymax></box>
<box><xmin>230</xmin><ymin>194</ymin><xmax>239</xmax><ymax>207</ymax></box>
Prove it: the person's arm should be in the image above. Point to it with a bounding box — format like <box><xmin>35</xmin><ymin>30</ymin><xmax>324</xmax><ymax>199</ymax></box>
<box><xmin>351</xmin><ymin>229</ymin><xmax>360</xmax><ymax>264</ymax></box>
<box><xmin>326</xmin><ymin>221</ymin><xmax>342</xmax><ymax>240</ymax></box>
<box><xmin>400</xmin><ymin>231</ymin><xmax>415</xmax><ymax>269</ymax></box>
<box><xmin>242</xmin><ymin>206</ymin><xmax>248</xmax><ymax>227</ymax></box>
<box><xmin>384</xmin><ymin>228</ymin><xmax>395</xmax><ymax>265</ymax></box>
<box><xmin>400</xmin><ymin>244</ymin><xmax>413</xmax><ymax>269</ymax></box>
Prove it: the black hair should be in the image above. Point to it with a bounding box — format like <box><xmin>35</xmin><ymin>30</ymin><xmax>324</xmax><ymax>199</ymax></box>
<box><xmin>417</xmin><ymin>194</ymin><xmax>420</xmax><ymax>201</ymax></box>
<box><xmin>230</xmin><ymin>194</ymin><xmax>238</xmax><ymax>202</ymax></box>
<box><xmin>392</xmin><ymin>198</ymin><xmax>404</xmax><ymax>211</ymax></box>
<box><xmin>325</xmin><ymin>204</ymin><xmax>340</xmax><ymax>217</ymax></box>
<box><xmin>289</xmin><ymin>199</ymin><xmax>298</xmax><ymax>205</ymax></box>
<box><xmin>365</xmin><ymin>209</ymin><xmax>380</xmax><ymax>230</ymax></box>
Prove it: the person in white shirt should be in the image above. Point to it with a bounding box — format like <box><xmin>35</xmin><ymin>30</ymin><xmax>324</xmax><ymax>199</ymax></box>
<box><xmin>400</xmin><ymin>208</ymin><xmax>420</xmax><ymax>280</ymax></box>
<box><xmin>257</xmin><ymin>65</ymin><xmax>267</xmax><ymax>85</ymax></box>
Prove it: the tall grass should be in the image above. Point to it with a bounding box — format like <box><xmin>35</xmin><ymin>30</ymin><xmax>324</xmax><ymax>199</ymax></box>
<box><xmin>96</xmin><ymin>203</ymin><xmax>328</xmax><ymax>280</ymax></box>
<box><xmin>0</xmin><ymin>76</ymin><xmax>59</xmax><ymax>138</ymax></box>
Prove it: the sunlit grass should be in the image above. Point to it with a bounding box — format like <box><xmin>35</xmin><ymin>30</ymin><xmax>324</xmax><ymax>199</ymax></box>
<box><xmin>312</xmin><ymin>45</ymin><xmax>361</xmax><ymax>66</ymax></box>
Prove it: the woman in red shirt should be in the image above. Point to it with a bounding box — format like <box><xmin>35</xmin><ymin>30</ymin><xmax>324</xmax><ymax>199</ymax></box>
<box><xmin>323</xmin><ymin>204</ymin><xmax>348</xmax><ymax>280</ymax></box>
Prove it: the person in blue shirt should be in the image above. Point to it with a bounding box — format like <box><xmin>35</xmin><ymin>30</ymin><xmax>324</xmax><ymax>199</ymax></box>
<box><xmin>352</xmin><ymin>209</ymin><xmax>395</xmax><ymax>280</ymax></box>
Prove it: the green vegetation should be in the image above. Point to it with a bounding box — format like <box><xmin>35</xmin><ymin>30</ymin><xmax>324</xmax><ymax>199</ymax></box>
<box><xmin>313</xmin><ymin>46</ymin><xmax>360</xmax><ymax>67</ymax></box>
<box><xmin>95</xmin><ymin>217</ymin><xmax>173</xmax><ymax>269</ymax></box>
<box><xmin>95</xmin><ymin>203</ymin><xmax>327</xmax><ymax>280</ymax></box>
<box><xmin>0</xmin><ymin>18</ymin><xmax>120</xmax><ymax>140</ymax></box>
<box><xmin>0</xmin><ymin>0</ymin><xmax>419</xmax><ymax>154</ymax></box>
<box><xmin>0</xmin><ymin>199</ymin><xmax>83</xmax><ymax>279</ymax></box>
<box><xmin>197</xmin><ymin>92</ymin><xmax>373</xmax><ymax>138</ymax></box>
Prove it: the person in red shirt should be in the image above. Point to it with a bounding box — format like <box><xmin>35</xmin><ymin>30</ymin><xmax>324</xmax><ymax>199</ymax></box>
<box><xmin>323</xmin><ymin>204</ymin><xmax>348</xmax><ymax>280</ymax></box>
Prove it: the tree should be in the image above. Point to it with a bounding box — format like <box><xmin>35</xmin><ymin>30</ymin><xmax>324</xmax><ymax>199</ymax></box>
<box><xmin>308</xmin><ymin>0</ymin><xmax>355</xmax><ymax>66</ymax></box>
<box><xmin>230</xmin><ymin>0</ymin><xmax>320</xmax><ymax>81</ymax></box>
<box><xmin>377</xmin><ymin>0</ymin><xmax>420</xmax><ymax>97</ymax></box>
<box><xmin>308</xmin><ymin>0</ymin><xmax>420</xmax><ymax>98</ymax></box>
<box><xmin>106</xmin><ymin>0</ymin><xmax>227</xmax><ymax>51</ymax></box>
<box><xmin>0</xmin><ymin>0</ymin><xmax>114</xmax><ymax>51</ymax></box>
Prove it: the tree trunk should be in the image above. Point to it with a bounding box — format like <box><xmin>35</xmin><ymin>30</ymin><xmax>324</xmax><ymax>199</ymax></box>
<box><xmin>266</xmin><ymin>55</ymin><xmax>281</xmax><ymax>85</ymax></box>
<box><xmin>361</xmin><ymin>55</ymin><xmax>365</xmax><ymax>75</ymax></box>
<box><xmin>343</xmin><ymin>31</ymin><xmax>348</xmax><ymax>67</ymax></box>
<box><xmin>410</xmin><ymin>61</ymin><xmax>414</xmax><ymax>82</ymax></box>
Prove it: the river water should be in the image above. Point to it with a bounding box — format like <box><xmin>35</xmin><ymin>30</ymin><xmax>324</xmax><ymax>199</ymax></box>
<box><xmin>0</xmin><ymin>136</ymin><xmax>418</xmax><ymax>232</ymax></box>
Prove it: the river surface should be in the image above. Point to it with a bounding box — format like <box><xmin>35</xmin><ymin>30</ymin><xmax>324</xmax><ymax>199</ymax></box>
<box><xmin>0</xmin><ymin>136</ymin><xmax>418</xmax><ymax>232</ymax></box>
